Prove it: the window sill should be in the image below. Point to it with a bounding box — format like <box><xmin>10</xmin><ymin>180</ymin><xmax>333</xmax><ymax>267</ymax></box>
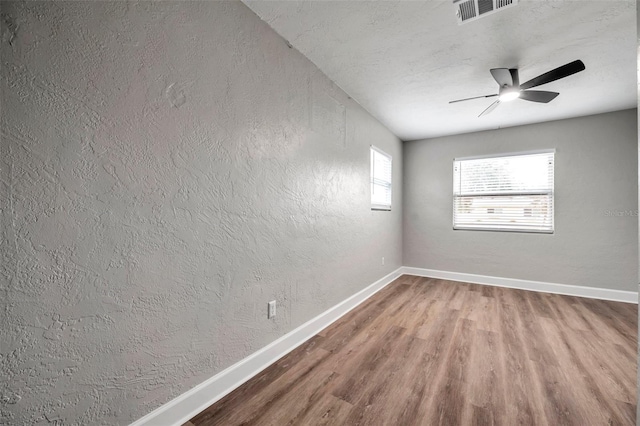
<box><xmin>453</xmin><ymin>227</ymin><xmax>554</xmax><ymax>234</ymax></box>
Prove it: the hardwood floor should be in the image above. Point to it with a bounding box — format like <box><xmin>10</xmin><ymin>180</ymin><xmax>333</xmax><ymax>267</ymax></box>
<box><xmin>187</xmin><ymin>275</ymin><xmax>638</xmax><ymax>425</ymax></box>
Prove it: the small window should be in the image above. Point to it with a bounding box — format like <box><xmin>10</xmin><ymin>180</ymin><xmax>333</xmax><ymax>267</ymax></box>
<box><xmin>371</xmin><ymin>146</ymin><xmax>392</xmax><ymax>210</ymax></box>
<box><xmin>453</xmin><ymin>150</ymin><xmax>554</xmax><ymax>233</ymax></box>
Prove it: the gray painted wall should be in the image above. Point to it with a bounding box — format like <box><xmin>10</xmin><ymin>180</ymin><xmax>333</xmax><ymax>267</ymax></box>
<box><xmin>403</xmin><ymin>110</ymin><xmax>638</xmax><ymax>292</ymax></box>
<box><xmin>0</xmin><ymin>1</ymin><xmax>402</xmax><ymax>424</ymax></box>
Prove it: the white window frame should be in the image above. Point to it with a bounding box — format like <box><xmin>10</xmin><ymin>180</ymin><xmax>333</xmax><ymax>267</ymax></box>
<box><xmin>453</xmin><ymin>149</ymin><xmax>554</xmax><ymax>233</ymax></box>
<box><xmin>370</xmin><ymin>146</ymin><xmax>392</xmax><ymax>211</ymax></box>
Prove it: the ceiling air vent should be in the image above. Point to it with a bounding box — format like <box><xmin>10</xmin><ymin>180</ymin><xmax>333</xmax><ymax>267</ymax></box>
<box><xmin>454</xmin><ymin>0</ymin><xmax>518</xmax><ymax>24</ymax></box>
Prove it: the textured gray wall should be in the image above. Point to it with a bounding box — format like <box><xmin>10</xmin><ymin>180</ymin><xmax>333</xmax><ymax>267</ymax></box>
<box><xmin>403</xmin><ymin>110</ymin><xmax>638</xmax><ymax>292</ymax></box>
<box><xmin>0</xmin><ymin>1</ymin><xmax>402</xmax><ymax>424</ymax></box>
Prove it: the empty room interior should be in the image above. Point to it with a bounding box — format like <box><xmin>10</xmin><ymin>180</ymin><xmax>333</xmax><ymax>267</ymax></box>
<box><xmin>2</xmin><ymin>0</ymin><xmax>639</xmax><ymax>425</ymax></box>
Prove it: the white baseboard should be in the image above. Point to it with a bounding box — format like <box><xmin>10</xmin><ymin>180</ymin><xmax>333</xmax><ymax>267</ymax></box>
<box><xmin>130</xmin><ymin>267</ymin><xmax>404</xmax><ymax>426</ymax></box>
<box><xmin>401</xmin><ymin>266</ymin><xmax>638</xmax><ymax>304</ymax></box>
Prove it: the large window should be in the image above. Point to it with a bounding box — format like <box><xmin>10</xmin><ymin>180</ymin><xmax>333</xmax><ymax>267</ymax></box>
<box><xmin>371</xmin><ymin>146</ymin><xmax>392</xmax><ymax>210</ymax></box>
<box><xmin>453</xmin><ymin>150</ymin><xmax>554</xmax><ymax>233</ymax></box>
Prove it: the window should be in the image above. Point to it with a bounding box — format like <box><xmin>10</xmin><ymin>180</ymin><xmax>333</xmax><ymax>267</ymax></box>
<box><xmin>371</xmin><ymin>146</ymin><xmax>392</xmax><ymax>210</ymax></box>
<box><xmin>453</xmin><ymin>150</ymin><xmax>554</xmax><ymax>233</ymax></box>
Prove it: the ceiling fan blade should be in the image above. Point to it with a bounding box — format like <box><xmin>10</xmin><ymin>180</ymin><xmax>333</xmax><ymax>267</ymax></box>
<box><xmin>509</xmin><ymin>69</ymin><xmax>519</xmax><ymax>87</ymax></box>
<box><xmin>490</xmin><ymin>68</ymin><xmax>513</xmax><ymax>87</ymax></box>
<box><xmin>519</xmin><ymin>90</ymin><xmax>560</xmax><ymax>103</ymax></box>
<box><xmin>449</xmin><ymin>93</ymin><xmax>498</xmax><ymax>104</ymax></box>
<box><xmin>478</xmin><ymin>100</ymin><xmax>500</xmax><ymax>117</ymax></box>
<box><xmin>520</xmin><ymin>60</ymin><xmax>585</xmax><ymax>90</ymax></box>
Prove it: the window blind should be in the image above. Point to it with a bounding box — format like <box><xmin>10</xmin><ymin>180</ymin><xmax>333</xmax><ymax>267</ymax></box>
<box><xmin>371</xmin><ymin>146</ymin><xmax>392</xmax><ymax>210</ymax></box>
<box><xmin>453</xmin><ymin>151</ymin><xmax>554</xmax><ymax>233</ymax></box>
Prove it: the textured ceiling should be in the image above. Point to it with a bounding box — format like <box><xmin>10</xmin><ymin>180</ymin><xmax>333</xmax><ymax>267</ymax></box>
<box><xmin>244</xmin><ymin>0</ymin><xmax>637</xmax><ymax>140</ymax></box>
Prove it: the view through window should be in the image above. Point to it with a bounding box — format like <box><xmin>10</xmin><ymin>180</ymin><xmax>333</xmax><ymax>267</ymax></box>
<box><xmin>453</xmin><ymin>151</ymin><xmax>554</xmax><ymax>233</ymax></box>
<box><xmin>371</xmin><ymin>146</ymin><xmax>392</xmax><ymax>211</ymax></box>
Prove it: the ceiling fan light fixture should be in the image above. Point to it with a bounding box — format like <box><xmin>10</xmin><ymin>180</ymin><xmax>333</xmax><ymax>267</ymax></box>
<box><xmin>498</xmin><ymin>90</ymin><xmax>520</xmax><ymax>102</ymax></box>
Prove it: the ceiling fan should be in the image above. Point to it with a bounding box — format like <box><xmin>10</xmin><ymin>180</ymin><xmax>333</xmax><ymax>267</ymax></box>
<box><xmin>449</xmin><ymin>60</ymin><xmax>586</xmax><ymax>117</ymax></box>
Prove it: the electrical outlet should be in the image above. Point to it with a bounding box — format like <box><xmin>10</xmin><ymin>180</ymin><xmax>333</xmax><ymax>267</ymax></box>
<box><xmin>268</xmin><ymin>300</ymin><xmax>276</xmax><ymax>319</ymax></box>
<box><xmin>382</xmin><ymin>257</ymin><xmax>385</xmax><ymax>265</ymax></box>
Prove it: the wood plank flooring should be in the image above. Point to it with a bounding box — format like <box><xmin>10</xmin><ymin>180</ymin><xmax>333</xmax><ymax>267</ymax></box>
<box><xmin>187</xmin><ymin>275</ymin><xmax>638</xmax><ymax>425</ymax></box>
